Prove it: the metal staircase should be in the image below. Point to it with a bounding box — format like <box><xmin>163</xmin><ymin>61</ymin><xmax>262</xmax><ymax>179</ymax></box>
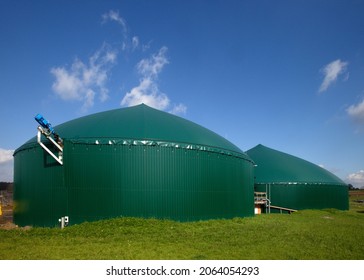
<box><xmin>254</xmin><ymin>191</ymin><xmax>271</xmax><ymax>214</ymax></box>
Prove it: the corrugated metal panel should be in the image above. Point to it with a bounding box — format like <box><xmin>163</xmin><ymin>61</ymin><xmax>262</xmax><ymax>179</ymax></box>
<box><xmin>248</xmin><ymin>144</ymin><xmax>348</xmax><ymax>211</ymax></box>
<box><xmin>14</xmin><ymin>105</ymin><xmax>255</xmax><ymax>226</ymax></box>
<box><xmin>13</xmin><ymin>146</ymin><xmax>67</xmax><ymax>227</ymax></box>
<box><xmin>64</xmin><ymin>142</ymin><xmax>254</xmax><ymax>224</ymax></box>
<box><xmin>256</xmin><ymin>183</ymin><xmax>349</xmax><ymax>211</ymax></box>
<box><xmin>17</xmin><ymin>104</ymin><xmax>249</xmax><ymax>158</ymax></box>
<box><xmin>14</xmin><ymin>141</ymin><xmax>254</xmax><ymax>226</ymax></box>
<box><xmin>247</xmin><ymin>144</ymin><xmax>346</xmax><ymax>185</ymax></box>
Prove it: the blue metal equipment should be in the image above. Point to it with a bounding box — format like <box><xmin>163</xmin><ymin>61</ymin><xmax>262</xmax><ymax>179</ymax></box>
<box><xmin>34</xmin><ymin>114</ymin><xmax>63</xmax><ymax>165</ymax></box>
<box><xmin>35</xmin><ymin>114</ymin><xmax>55</xmax><ymax>135</ymax></box>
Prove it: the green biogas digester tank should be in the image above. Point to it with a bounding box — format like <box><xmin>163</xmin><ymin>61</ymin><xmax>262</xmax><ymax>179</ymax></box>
<box><xmin>14</xmin><ymin>105</ymin><xmax>254</xmax><ymax>227</ymax></box>
<box><xmin>247</xmin><ymin>144</ymin><xmax>348</xmax><ymax>212</ymax></box>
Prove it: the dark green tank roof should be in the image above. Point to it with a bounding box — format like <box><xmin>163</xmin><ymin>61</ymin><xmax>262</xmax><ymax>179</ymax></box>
<box><xmin>247</xmin><ymin>144</ymin><xmax>346</xmax><ymax>185</ymax></box>
<box><xmin>17</xmin><ymin>104</ymin><xmax>250</xmax><ymax>159</ymax></box>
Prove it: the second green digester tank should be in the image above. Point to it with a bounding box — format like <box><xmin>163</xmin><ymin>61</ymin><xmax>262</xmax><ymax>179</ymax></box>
<box><xmin>247</xmin><ymin>144</ymin><xmax>348</xmax><ymax>212</ymax></box>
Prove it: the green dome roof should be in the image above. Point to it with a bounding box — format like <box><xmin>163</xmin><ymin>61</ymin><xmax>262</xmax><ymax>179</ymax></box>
<box><xmin>247</xmin><ymin>144</ymin><xmax>346</xmax><ymax>185</ymax></box>
<box><xmin>18</xmin><ymin>104</ymin><xmax>249</xmax><ymax>159</ymax></box>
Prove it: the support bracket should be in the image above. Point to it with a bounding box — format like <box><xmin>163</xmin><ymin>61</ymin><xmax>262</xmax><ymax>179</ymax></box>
<box><xmin>37</xmin><ymin>126</ymin><xmax>63</xmax><ymax>165</ymax></box>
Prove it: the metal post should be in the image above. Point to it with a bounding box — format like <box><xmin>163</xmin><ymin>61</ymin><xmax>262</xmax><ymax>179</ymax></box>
<box><xmin>59</xmin><ymin>217</ymin><xmax>65</xmax><ymax>229</ymax></box>
<box><xmin>268</xmin><ymin>183</ymin><xmax>271</xmax><ymax>214</ymax></box>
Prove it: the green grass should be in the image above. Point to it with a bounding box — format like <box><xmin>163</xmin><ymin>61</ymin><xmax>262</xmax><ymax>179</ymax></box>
<box><xmin>1</xmin><ymin>194</ymin><xmax>363</xmax><ymax>260</ymax></box>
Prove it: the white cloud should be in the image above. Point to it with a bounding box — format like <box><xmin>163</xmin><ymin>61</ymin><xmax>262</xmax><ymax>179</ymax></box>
<box><xmin>51</xmin><ymin>44</ymin><xmax>117</xmax><ymax>111</ymax></box>
<box><xmin>142</xmin><ymin>41</ymin><xmax>152</xmax><ymax>52</ymax></box>
<box><xmin>319</xmin><ymin>59</ymin><xmax>348</xmax><ymax>93</ymax></box>
<box><xmin>137</xmin><ymin>46</ymin><xmax>169</xmax><ymax>77</ymax></box>
<box><xmin>0</xmin><ymin>148</ymin><xmax>14</xmax><ymax>164</ymax></box>
<box><xmin>121</xmin><ymin>47</ymin><xmax>187</xmax><ymax>115</ymax></box>
<box><xmin>101</xmin><ymin>11</ymin><xmax>141</xmax><ymax>54</ymax></box>
<box><xmin>169</xmin><ymin>103</ymin><xmax>187</xmax><ymax>115</ymax></box>
<box><xmin>52</xmin><ymin>11</ymin><xmax>186</xmax><ymax>115</ymax></box>
<box><xmin>347</xmin><ymin>98</ymin><xmax>364</xmax><ymax>125</ymax></box>
<box><xmin>0</xmin><ymin>148</ymin><xmax>14</xmax><ymax>182</ymax></box>
<box><xmin>122</xmin><ymin>47</ymin><xmax>170</xmax><ymax>110</ymax></box>
<box><xmin>0</xmin><ymin>161</ymin><xmax>13</xmax><ymax>182</ymax></box>
<box><xmin>132</xmin><ymin>36</ymin><xmax>139</xmax><ymax>50</ymax></box>
<box><xmin>102</xmin><ymin>10</ymin><xmax>127</xmax><ymax>33</ymax></box>
<box><xmin>347</xmin><ymin>170</ymin><xmax>364</xmax><ymax>187</ymax></box>
<box><xmin>121</xmin><ymin>77</ymin><xmax>170</xmax><ymax>110</ymax></box>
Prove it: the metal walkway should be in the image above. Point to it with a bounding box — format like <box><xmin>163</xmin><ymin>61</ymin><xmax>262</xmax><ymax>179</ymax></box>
<box><xmin>269</xmin><ymin>205</ymin><xmax>297</xmax><ymax>214</ymax></box>
<box><xmin>254</xmin><ymin>191</ymin><xmax>298</xmax><ymax>214</ymax></box>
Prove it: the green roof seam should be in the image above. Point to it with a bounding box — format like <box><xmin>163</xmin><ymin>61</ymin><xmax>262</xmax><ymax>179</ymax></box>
<box><xmin>255</xmin><ymin>182</ymin><xmax>347</xmax><ymax>186</ymax></box>
<box><xmin>14</xmin><ymin>138</ymin><xmax>253</xmax><ymax>162</ymax></box>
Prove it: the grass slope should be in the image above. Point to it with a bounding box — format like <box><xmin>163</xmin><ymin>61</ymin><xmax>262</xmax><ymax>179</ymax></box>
<box><xmin>1</xmin><ymin>194</ymin><xmax>363</xmax><ymax>260</ymax></box>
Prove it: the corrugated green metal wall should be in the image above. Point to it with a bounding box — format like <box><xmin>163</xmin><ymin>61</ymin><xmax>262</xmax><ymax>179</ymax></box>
<box><xmin>13</xmin><ymin>146</ymin><xmax>67</xmax><ymax>227</ymax></box>
<box><xmin>248</xmin><ymin>145</ymin><xmax>349</xmax><ymax>212</ymax></box>
<box><xmin>256</xmin><ymin>183</ymin><xmax>349</xmax><ymax>212</ymax></box>
<box><xmin>14</xmin><ymin>141</ymin><xmax>254</xmax><ymax>227</ymax></box>
<box><xmin>64</xmin><ymin>142</ymin><xmax>254</xmax><ymax>223</ymax></box>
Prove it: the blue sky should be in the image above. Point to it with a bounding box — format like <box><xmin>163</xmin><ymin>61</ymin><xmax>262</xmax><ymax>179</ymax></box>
<box><xmin>0</xmin><ymin>0</ymin><xmax>363</xmax><ymax>187</ymax></box>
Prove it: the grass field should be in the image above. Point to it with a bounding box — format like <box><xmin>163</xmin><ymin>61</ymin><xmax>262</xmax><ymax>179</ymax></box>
<box><xmin>0</xmin><ymin>191</ymin><xmax>363</xmax><ymax>260</ymax></box>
